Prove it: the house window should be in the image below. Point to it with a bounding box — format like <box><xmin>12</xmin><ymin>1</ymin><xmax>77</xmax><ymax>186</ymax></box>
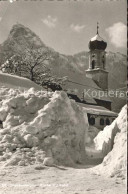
<box><xmin>89</xmin><ymin>117</ymin><xmax>95</xmax><ymax>125</ymax></box>
<box><xmin>100</xmin><ymin>118</ymin><xmax>104</xmax><ymax>125</ymax></box>
<box><xmin>106</xmin><ymin>118</ymin><xmax>110</xmax><ymax>125</ymax></box>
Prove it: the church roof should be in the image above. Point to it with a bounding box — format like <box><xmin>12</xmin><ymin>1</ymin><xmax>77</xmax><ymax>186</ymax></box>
<box><xmin>78</xmin><ymin>103</ymin><xmax>118</xmax><ymax>117</ymax></box>
<box><xmin>62</xmin><ymin>75</ymin><xmax>111</xmax><ymax>104</ymax></box>
<box><xmin>89</xmin><ymin>37</ymin><xmax>107</xmax><ymax>50</ymax></box>
<box><xmin>90</xmin><ymin>34</ymin><xmax>106</xmax><ymax>42</ymax></box>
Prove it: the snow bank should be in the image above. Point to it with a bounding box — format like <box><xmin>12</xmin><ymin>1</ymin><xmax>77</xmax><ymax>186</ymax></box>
<box><xmin>93</xmin><ymin>105</ymin><xmax>127</xmax><ymax>178</ymax></box>
<box><xmin>0</xmin><ymin>87</ymin><xmax>88</xmax><ymax>167</ymax></box>
<box><xmin>0</xmin><ymin>71</ymin><xmax>42</xmax><ymax>90</ymax></box>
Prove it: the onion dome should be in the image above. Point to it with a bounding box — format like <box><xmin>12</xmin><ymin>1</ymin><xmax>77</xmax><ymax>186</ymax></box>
<box><xmin>89</xmin><ymin>23</ymin><xmax>107</xmax><ymax>50</ymax></box>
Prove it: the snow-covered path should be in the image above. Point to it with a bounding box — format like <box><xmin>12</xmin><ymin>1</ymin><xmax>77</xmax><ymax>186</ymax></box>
<box><xmin>0</xmin><ymin>164</ymin><xmax>126</xmax><ymax>194</ymax></box>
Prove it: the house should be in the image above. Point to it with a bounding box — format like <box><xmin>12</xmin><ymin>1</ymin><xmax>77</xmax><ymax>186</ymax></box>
<box><xmin>78</xmin><ymin>103</ymin><xmax>117</xmax><ymax>130</ymax></box>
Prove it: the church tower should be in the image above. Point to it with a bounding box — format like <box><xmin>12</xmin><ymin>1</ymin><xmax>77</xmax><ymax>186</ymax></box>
<box><xmin>86</xmin><ymin>23</ymin><xmax>108</xmax><ymax>91</ymax></box>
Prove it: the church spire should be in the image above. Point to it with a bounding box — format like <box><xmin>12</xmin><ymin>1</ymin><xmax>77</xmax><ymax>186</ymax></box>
<box><xmin>86</xmin><ymin>23</ymin><xmax>108</xmax><ymax>91</ymax></box>
<box><xmin>97</xmin><ymin>22</ymin><xmax>99</xmax><ymax>35</ymax></box>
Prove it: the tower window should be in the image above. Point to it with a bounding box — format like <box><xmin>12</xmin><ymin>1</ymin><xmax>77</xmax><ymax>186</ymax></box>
<box><xmin>102</xmin><ymin>57</ymin><xmax>105</xmax><ymax>69</ymax></box>
<box><xmin>92</xmin><ymin>60</ymin><xmax>95</xmax><ymax>69</ymax></box>
<box><xmin>100</xmin><ymin>118</ymin><xmax>104</xmax><ymax>125</ymax></box>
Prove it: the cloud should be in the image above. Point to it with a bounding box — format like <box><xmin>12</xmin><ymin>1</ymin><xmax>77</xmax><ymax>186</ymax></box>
<box><xmin>42</xmin><ymin>15</ymin><xmax>57</xmax><ymax>28</ymax></box>
<box><xmin>9</xmin><ymin>0</ymin><xmax>16</xmax><ymax>3</ymax></box>
<box><xmin>70</xmin><ymin>24</ymin><xmax>85</xmax><ymax>33</ymax></box>
<box><xmin>106</xmin><ymin>22</ymin><xmax>127</xmax><ymax>48</ymax></box>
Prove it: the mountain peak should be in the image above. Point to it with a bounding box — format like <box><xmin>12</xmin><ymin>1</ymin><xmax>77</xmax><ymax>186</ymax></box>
<box><xmin>9</xmin><ymin>23</ymin><xmax>45</xmax><ymax>48</ymax></box>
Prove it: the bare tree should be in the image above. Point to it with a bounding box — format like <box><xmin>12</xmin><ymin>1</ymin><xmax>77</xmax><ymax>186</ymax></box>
<box><xmin>19</xmin><ymin>45</ymin><xmax>53</xmax><ymax>83</ymax></box>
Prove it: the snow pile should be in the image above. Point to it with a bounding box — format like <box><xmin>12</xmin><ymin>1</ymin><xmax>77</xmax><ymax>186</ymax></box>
<box><xmin>94</xmin><ymin>120</ymin><xmax>118</xmax><ymax>157</ymax></box>
<box><xmin>93</xmin><ymin>105</ymin><xmax>127</xmax><ymax>178</ymax></box>
<box><xmin>0</xmin><ymin>87</ymin><xmax>88</xmax><ymax>167</ymax></box>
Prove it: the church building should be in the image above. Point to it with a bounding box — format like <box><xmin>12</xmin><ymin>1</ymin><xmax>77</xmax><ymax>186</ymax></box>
<box><xmin>62</xmin><ymin>23</ymin><xmax>118</xmax><ymax>130</ymax></box>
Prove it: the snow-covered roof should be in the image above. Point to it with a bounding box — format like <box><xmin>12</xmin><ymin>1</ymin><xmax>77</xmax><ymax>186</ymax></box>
<box><xmin>90</xmin><ymin>34</ymin><xmax>106</xmax><ymax>42</ymax></box>
<box><xmin>0</xmin><ymin>71</ymin><xmax>42</xmax><ymax>90</ymax></box>
<box><xmin>63</xmin><ymin>77</ymin><xmax>111</xmax><ymax>103</ymax></box>
<box><xmin>78</xmin><ymin>103</ymin><xmax>118</xmax><ymax>117</ymax></box>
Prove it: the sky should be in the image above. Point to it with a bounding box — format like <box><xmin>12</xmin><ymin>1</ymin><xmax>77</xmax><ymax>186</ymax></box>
<box><xmin>0</xmin><ymin>0</ymin><xmax>127</xmax><ymax>55</ymax></box>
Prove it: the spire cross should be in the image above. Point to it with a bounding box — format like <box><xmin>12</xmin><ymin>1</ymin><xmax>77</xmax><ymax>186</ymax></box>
<box><xmin>97</xmin><ymin>22</ymin><xmax>99</xmax><ymax>35</ymax></box>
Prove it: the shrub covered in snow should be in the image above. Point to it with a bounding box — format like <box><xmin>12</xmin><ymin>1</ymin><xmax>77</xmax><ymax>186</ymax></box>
<box><xmin>0</xmin><ymin>87</ymin><xmax>88</xmax><ymax>167</ymax></box>
<box><xmin>93</xmin><ymin>105</ymin><xmax>127</xmax><ymax>179</ymax></box>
